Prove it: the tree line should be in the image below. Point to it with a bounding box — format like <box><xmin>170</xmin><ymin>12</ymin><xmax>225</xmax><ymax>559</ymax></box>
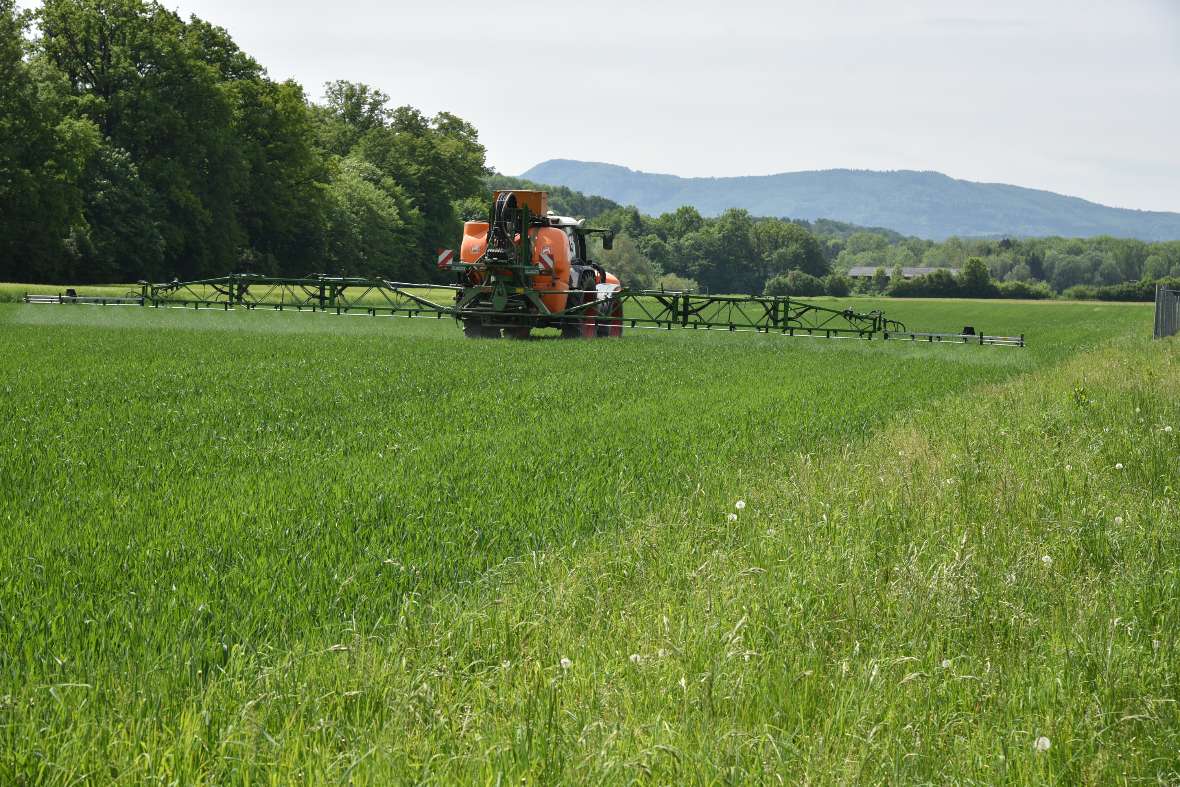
<box><xmin>1</xmin><ymin>0</ymin><xmax>486</xmax><ymax>284</ymax></box>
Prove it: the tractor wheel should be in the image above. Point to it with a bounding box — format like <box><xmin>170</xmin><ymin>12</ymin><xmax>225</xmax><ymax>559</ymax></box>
<box><xmin>596</xmin><ymin>297</ymin><xmax>624</xmax><ymax>338</ymax></box>
<box><xmin>561</xmin><ymin>273</ymin><xmax>599</xmax><ymax>339</ymax></box>
<box><xmin>462</xmin><ymin>320</ymin><xmax>499</xmax><ymax>339</ymax></box>
<box><xmin>559</xmin><ymin>308</ymin><xmax>584</xmax><ymax>339</ymax></box>
<box><xmin>559</xmin><ymin>285</ymin><xmax>579</xmax><ymax>339</ymax></box>
<box><xmin>579</xmin><ymin>301</ymin><xmax>600</xmax><ymax>338</ymax></box>
<box><xmin>503</xmin><ymin>326</ymin><xmax>531</xmax><ymax>340</ymax></box>
<box><xmin>561</xmin><ymin>301</ymin><xmax>599</xmax><ymax>338</ymax></box>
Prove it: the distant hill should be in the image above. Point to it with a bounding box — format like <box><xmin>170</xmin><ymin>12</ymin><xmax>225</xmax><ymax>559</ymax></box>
<box><xmin>487</xmin><ymin>174</ymin><xmax>906</xmax><ymax>241</ymax></box>
<box><xmin>521</xmin><ymin>160</ymin><xmax>1180</xmax><ymax>241</ymax></box>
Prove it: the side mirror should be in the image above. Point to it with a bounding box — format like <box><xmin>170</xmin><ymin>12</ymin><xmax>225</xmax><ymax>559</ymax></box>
<box><xmin>602</xmin><ymin>233</ymin><xmax>614</xmax><ymax>251</ymax></box>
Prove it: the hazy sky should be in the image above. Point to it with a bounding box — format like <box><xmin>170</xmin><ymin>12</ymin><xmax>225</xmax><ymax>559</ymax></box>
<box><xmin>76</xmin><ymin>0</ymin><xmax>1180</xmax><ymax>210</ymax></box>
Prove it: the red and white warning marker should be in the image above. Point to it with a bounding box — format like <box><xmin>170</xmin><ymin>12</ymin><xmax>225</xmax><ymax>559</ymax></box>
<box><xmin>539</xmin><ymin>246</ymin><xmax>554</xmax><ymax>273</ymax></box>
<box><xmin>437</xmin><ymin>249</ymin><xmax>454</xmax><ymax>269</ymax></box>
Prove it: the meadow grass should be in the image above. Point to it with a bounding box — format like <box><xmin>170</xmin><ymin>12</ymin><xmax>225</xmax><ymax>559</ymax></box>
<box><xmin>0</xmin><ymin>297</ymin><xmax>1172</xmax><ymax>783</ymax></box>
<box><xmin>0</xmin><ymin>283</ymin><xmax>139</xmax><ymax>303</ymax></box>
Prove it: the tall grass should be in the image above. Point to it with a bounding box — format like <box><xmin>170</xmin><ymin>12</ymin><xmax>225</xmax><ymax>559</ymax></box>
<box><xmin>0</xmin><ymin>298</ymin><xmax>1169</xmax><ymax>783</ymax></box>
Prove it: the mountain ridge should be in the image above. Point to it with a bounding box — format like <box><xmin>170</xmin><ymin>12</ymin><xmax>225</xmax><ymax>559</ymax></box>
<box><xmin>520</xmin><ymin>159</ymin><xmax>1180</xmax><ymax>241</ymax></box>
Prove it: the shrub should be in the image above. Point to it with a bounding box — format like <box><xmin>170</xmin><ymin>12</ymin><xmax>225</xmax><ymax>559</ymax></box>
<box><xmin>996</xmin><ymin>280</ymin><xmax>1052</xmax><ymax>300</ymax></box>
<box><xmin>1063</xmin><ymin>284</ymin><xmax>1100</xmax><ymax>300</ymax></box>
<box><xmin>1102</xmin><ymin>279</ymin><xmax>1180</xmax><ymax>301</ymax></box>
<box><xmin>824</xmin><ymin>273</ymin><xmax>851</xmax><ymax>297</ymax></box>
<box><xmin>1092</xmin><ymin>282</ymin><xmax>1155</xmax><ymax>301</ymax></box>
<box><xmin>1065</xmin><ymin>278</ymin><xmax>1180</xmax><ymax>302</ymax></box>
<box><xmin>890</xmin><ymin>269</ymin><xmax>960</xmax><ymax>298</ymax></box>
<box><xmin>764</xmin><ymin>269</ymin><xmax>826</xmax><ymax>297</ymax></box>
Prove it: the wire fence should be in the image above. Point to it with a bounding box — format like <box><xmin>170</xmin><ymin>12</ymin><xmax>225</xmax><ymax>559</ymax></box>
<box><xmin>1156</xmin><ymin>286</ymin><xmax>1180</xmax><ymax>339</ymax></box>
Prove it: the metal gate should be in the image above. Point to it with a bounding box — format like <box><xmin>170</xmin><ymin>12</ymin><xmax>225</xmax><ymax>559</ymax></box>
<box><xmin>1156</xmin><ymin>286</ymin><xmax>1180</xmax><ymax>339</ymax></box>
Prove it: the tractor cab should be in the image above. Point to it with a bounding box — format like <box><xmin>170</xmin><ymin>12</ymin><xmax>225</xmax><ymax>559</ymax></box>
<box><xmin>541</xmin><ymin>212</ymin><xmax>612</xmax><ymax>294</ymax></box>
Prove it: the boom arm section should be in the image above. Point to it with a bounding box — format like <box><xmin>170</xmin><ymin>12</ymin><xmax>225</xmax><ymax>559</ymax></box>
<box><xmin>15</xmin><ymin>273</ymin><xmax>1023</xmax><ymax>345</ymax></box>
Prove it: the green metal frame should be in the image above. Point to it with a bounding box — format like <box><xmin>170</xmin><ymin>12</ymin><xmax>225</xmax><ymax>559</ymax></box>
<box><xmin>33</xmin><ymin>272</ymin><xmax>1022</xmax><ymax>345</ymax></box>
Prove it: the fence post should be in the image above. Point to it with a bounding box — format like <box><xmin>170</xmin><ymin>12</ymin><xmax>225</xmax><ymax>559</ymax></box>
<box><xmin>1156</xmin><ymin>286</ymin><xmax>1179</xmax><ymax>340</ymax></box>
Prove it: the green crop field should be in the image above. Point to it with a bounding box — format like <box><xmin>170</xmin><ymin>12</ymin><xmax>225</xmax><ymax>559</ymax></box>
<box><xmin>1</xmin><ymin>297</ymin><xmax>1176</xmax><ymax>784</ymax></box>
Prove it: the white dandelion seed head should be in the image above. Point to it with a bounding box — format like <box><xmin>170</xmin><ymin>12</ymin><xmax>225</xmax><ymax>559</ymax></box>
<box><xmin>657</xmin><ymin>649</ymin><xmax>668</xmax><ymax>658</ymax></box>
<box><xmin>629</xmin><ymin>653</ymin><xmax>642</xmax><ymax>664</ymax></box>
<box><xmin>1165</xmin><ymin>426</ymin><xmax>1173</xmax><ymax>433</ymax></box>
<box><xmin>1041</xmin><ymin>555</ymin><xmax>1053</xmax><ymax>566</ymax></box>
<box><xmin>941</xmin><ymin>659</ymin><xmax>952</xmax><ymax>669</ymax></box>
<box><xmin>1115</xmin><ymin>463</ymin><xmax>1124</xmax><ymax>470</ymax></box>
<box><xmin>726</xmin><ymin>512</ymin><xmax>738</xmax><ymax>522</ymax></box>
<box><xmin>735</xmin><ymin>500</ymin><xmax>746</xmax><ymax>510</ymax></box>
<box><xmin>1064</xmin><ymin>464</ymin><xmax>1072</xmax><ymax>471</ymax></box>
<box><xmin>1114</xmin><ymin>516</ymin><xmax>1123</xmax><ymax>526</ymax></box>
<box><xmin>559</xmin><ymin>657</ymin><xmax>572</xmax><ymax>670</ymax></box>
<box><xmin>678</xmin><ymin>676</ymin><xmax>687</xmax><ymax>690</ymax></box>
<box><xmin>1034</xmin><ymin>736</ymin><xmax>1051</xmax><ymax>752</ymax></box>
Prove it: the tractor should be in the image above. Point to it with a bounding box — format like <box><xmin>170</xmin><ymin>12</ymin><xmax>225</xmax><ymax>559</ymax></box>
<box><xmin>443</xmin><ymin>190</ymin><xmax>623</xmax><ymax>339</ymax></box>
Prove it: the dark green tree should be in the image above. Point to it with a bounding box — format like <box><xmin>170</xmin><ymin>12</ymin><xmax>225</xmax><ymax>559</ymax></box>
<box><xmin>698</xmin><ymin>208</ymin><xmax>757</xmax><ymax>293</ymax></box>
<box><xmin>39</xmin><ymin>0</ymin><xmax>242</xmax><ymax>278</ymax></box>
<box><xmin>960</xmin><ymin>257</ymin><xmax>998</xmax><ymax>297</ymax></box>
<box><xmin>871</xmin><ymin>266</ymin><xmax>890</xmax><ymax>293</ymax></box>
<box><xmin>74</xmin><ymin>143</ymin><xmax>165</xmax><ymax>280</ymax></box>
<box><xmin>764</xmin><ymin>269</ymin><xmax>825</xmax><ymax>297</ymax></box>
<box><xmin>315</xmin><ymin>81</ymin><xmax>390</xmax><ymax>156</ymax></box>
<box><xmin>322</xmin><ymin>156</ymin><xmax>417</xmax><ymax>278</ymax></box>
<box><xmin>597</xmin><ymin>233</ymin><xmax>660</xmax><ymax>290</ymax></box>
<box><xmin>320</xmin><ymin>84</ymin><xmax>487</xmax><ymax>278</ymax></box>
<box><xmin>0</xmin><ymin>1</ymin><xmax>98</xmax><ymax>281</ymax></box>
<box><xmin>751</xmin><ymin>219</ymin><xmax>828</xmax><ymax>282</ymax></box>
<box><xmin>652</xmin><ymin>205</ymin><xmax>704</xmax><ymax>240</ymax></box>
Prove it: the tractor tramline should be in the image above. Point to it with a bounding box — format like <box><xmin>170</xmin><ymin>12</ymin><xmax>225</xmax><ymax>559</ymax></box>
<box><xmin>23</xmin><ymin>189</ymin><xmax>1026</xmax><ymax>347</ymax></box>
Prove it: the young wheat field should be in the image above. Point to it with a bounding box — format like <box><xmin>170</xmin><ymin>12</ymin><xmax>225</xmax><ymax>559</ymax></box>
<box><xmin>1</xmin><ymin>297</ymin><xmax>1176</xmax><ymax>784</ymax></box>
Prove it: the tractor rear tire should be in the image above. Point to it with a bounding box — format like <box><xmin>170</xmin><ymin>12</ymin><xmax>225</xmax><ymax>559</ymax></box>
<box><xmin>596</xmin><ymin>298</ymin><xmax>624</xmax><ymax>338</ymax></box>
<box><xmin>561</xmin><ymin>305</ymin><xmax>598</xmax><ymax>339</ymax></box>
<box><xmin>561</xmin><ymin>273</ymin><xmax>599</xmax><ymax>339</ymax></box>
<box><xmin>559</xmin><ymin>293</ymin><xmax>588</xmax><ymax>339</ymax></box>
<box><xmin>463</xmin><ymin>320</ymin><xmax>499</xmax><ymax>339</ymax></box>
